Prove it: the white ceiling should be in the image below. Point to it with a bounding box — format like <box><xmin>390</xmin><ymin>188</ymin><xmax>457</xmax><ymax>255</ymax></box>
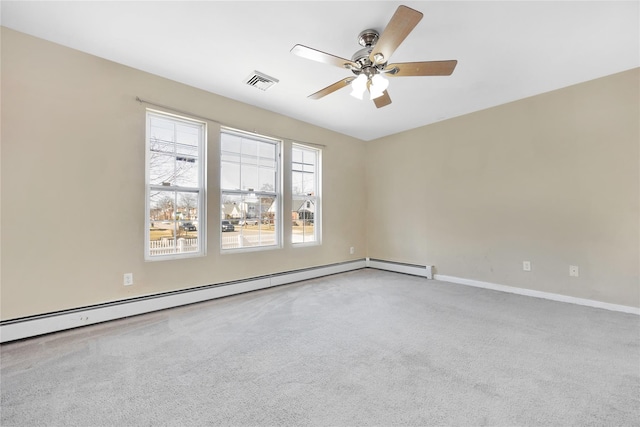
<box><xmin>2</xmin><ymin>1</ymin><xmax>638</xmax><ymax>141</ymax></box>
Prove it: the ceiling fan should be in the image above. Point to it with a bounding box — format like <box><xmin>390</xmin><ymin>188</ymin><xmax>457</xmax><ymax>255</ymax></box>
<box><xmin>290</xmin><ymin>5</ymin><xmax>457</xmax><ymax>108</ymax></box>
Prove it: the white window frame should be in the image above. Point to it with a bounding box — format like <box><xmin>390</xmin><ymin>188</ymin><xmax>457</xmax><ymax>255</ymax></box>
<box><xmin>145</xmin><ymin>109</ymin><xmax>206</xmax><ymax>261</ymax></box>
<box><xmin>220</xmin><ymin>128</ymin><xmax>282</xmax><ymax>252</ymax></box>
<box><xmin>291</xmin><ymin>143</ymin><xmax>321</xmax><ymax>245</ymax></box>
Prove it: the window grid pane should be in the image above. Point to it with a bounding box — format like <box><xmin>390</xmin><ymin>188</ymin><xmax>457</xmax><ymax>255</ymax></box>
<box><xmin>221</xmin><ymin>130</ymin><xmax>280</xmax><ymax>250</ymax></box>
<box><xmin>147</xmin><ymin>111</ymin><xmax>205</xmax><ymax>259</ymax></box>
<box><xmin>292</xmin><ymin>144</ymin><xmax>319</xmax><ymax>244</ymax></box>
<box><xmin>292</xmin><ymin>196</ymin><xmax>316</xmax><ymax>244</ymax></box>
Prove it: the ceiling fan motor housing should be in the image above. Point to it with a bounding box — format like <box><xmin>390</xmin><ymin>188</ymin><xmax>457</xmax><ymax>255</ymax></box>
<box><xmin>352</xmin><ymin>29</ymin><xmax>386</xmax><ymax>77</ymax></box>
<box><xmin>357</xmin><ymin>29</ymin><xmax>379</xmax><ymax>47</ymax></box>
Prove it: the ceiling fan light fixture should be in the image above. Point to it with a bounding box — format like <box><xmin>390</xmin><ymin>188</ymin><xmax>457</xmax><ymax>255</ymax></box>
<box><xmin>349</xmin><ymin>74</ymin><xmax>367</xmax><ymax>100</ymax></box>
<box><xmin>369</xmin><ymin>74</ymin><xmax>389</xmax><ymax>99</ymax></box>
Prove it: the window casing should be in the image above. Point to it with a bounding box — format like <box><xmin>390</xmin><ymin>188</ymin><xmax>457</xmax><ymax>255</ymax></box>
<box><xmin>145</xmin><ymin>110</ymin><xmax>206</xmax><ymax>260</ymax></box>
<box><xmin>220</xmin><ymin>129</ymin><xmax>281</xmax><ymax>251</ymax></box>
<box><xmin>292</xmin><ymin>144</ymin><xmax>320</xmax><ymax>244</ymax></box>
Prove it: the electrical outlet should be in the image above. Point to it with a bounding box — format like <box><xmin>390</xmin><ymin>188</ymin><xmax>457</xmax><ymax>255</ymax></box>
<box><xmin>123</xmin><ymin>273</ymin><xmax>134</xmax><ymax>286</ymax></box>
<box><xmin>350</xmin><ymin>247</ymin><xmax>355</xmax><ymax>255</ymax></box>
<box><xmin>523</xmin><ymin>261</ymin><xmax>531</xmax><ymax>272</ymax></box>
<box><xmin>569</xmin><ymin>265</ymin><xmax>579</xmax><ymax>277</ymax></box>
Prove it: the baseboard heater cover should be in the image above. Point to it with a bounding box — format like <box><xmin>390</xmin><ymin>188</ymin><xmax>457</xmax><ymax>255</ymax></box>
<box><xmin>433</xmin><ymin>274</ymin><xmax>640</xmax><ymax>316</ymax></box>
<box><xmin>0</xmin><ymin>259</ymin><xmax>366</xmax><ymax>343</ymax></box>
<box><xmin>366</xmin><ymin>258</ymin><xmax>433</xmax><ymax>279</ymax></box>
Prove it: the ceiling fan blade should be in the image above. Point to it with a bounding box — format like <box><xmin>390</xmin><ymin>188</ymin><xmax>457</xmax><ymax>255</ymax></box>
<box><xmin>370</xmin><ymin>5</ymin><xmax>423</xmax><ymax>65</ymax></box>
<box><xmin>386</xmin><ymin>60</ymin><xmax>458</xmax><ymax>77</ymax></box>
<box><xmin>308</xmin><ymin>77</ymin><xmax>354</xmax><ymax>100</ymax></box>
<box><xmin>291</xmin><ymin>44</ymin><xmax>358</xmax><ymax>70</ymax></box>
<box><xmin>373</xmin><ymin>90</ymin><xmax>392</xmax><ymax>108</ymax></box>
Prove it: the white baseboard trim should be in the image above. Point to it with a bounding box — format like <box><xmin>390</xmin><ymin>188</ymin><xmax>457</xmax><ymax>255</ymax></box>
<box><xmin>433</xmin><ymin>274</ymin><xmax>640</xmax><ymax>315</ymax></box>
<box><xmin>366</xmin><ymin>258</ymin><xmax>433</xmax><ymax>279</ymax></box>
<box><xmin>0</xmin><ymin>259</ymin><xmax>366</xmax><ymax>343</ymax></box>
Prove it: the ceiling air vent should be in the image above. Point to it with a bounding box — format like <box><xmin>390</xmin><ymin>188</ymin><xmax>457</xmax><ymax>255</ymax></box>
<box><xmin>244</xmin><ymin>71</ymin><xmax>279</xmax><ymax>91</ymax></box>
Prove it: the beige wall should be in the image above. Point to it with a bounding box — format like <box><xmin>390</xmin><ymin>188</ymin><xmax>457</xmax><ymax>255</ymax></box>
<box><xmin>2</xmin><ymin>27</ymin><xmax>638</xmax><ymax>321</ymax></box>
<box><xmin>0</xmin><ymin>28</ymin><xmax>367</xmax><ymax>320</ymax></box>
<box><xmin>366</xmin><ymin>68</ymin><xmax>639</xmax><ymax>307</ymax></box>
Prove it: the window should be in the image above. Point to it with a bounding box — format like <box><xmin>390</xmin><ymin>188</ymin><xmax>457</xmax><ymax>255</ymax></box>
<box><xmin>145</xmin><ymin>110</ymin><xmax>205</xmax><ymax>259</ymax></box>
<box><xmin>220</xmin><ymin>129</ymin><xmax>280</xmax><ymax>250</ymax></box>
<box><xmin>292</xmin><ymin>144</ymin><xmax>320</xmax><ymax>244</ymax></box>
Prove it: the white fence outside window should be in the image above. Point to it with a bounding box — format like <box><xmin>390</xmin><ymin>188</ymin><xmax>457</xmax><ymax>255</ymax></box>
<box><xmin>150</xmin><ymin>235</ymin><xmax>279</xmax><ymax>254</ymax></box>
<box><xmin>220</xmin><ymin>234</ymin><xmax>276</xmax><ymax>249</ymax></box>
<box><xmin>149</xmin><ymin>238</ymin><xmax>199</xmax><ymax>256</ymax></box>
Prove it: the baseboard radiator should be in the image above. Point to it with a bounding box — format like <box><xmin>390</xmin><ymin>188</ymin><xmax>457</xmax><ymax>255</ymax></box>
<box><xmin>0</xmin><ymin>259</ymin><xmax>366</xmax><ymax>343</ymax></box>
<box><xmin>366</xmin><ymin>258</ymin><xmax>433</xmax><ymax>279</ymax></box>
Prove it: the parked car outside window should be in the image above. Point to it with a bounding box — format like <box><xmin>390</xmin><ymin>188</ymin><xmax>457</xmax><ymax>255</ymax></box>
<box><xmin>221</xmin><ymin>220</ymin><xmax>235</xmax><ymax>232</ymax></box>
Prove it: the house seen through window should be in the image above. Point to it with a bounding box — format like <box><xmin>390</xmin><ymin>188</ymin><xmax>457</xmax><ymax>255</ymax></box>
<box><xmin>220</xmin><ymin>129</ymin><xmax>280</xmax><ymax>250</ymax></box>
